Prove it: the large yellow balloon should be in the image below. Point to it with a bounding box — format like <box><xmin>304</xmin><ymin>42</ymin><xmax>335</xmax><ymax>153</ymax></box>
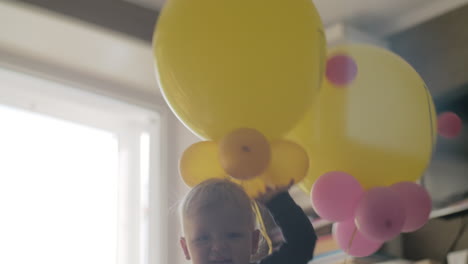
<box><xmin>287</xmin><ymin>44</ymin><xmax>437</xmax><ymax>192</ymax></box>
<box><xmin>153</xmin><ymin>0</ymin><xmax>325</xmax><ymax>140</ymax></box>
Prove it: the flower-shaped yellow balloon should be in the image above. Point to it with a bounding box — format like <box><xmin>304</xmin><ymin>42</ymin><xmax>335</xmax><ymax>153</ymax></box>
<box><xmin>180</xmin><ymin>128</ymin><xmax>309</xmax><ymax>198</ymax></box>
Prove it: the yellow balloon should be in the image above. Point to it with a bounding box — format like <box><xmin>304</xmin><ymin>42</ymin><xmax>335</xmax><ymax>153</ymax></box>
<box><xmin>231</xmin><ymin>177</ymin><xmax>267</xmax><ymax>199</ymax></box>
<box><xmin>179</xmin><ymin>141</ymin><xmax>226</xmax><ymax>187</ymax></box>
<box><xmin>218</xmin><ymin>128</ymin><xmax>271</xmax><ymax>180</ymax></box>
<box><xmin>179</xmin><ymin>141</ymin><xmax>266</xmax><ymax>198</ymax></box>
<box><xmin>261</xmin><ymin>140</ymin><xmax>309</xmax><ymax>187</ymax></box>
<box><xmin>154</xmin><ymin>0</ymin><xmax>326</xmax><ymax>140</ymax></box>
<box><xmin>179</xmin><ymin>139</ymin><xmax>310</xmax><ymax>198</ymax></box>
<box><xmin>288</xmin><ymin>44</ymin><xmax>437</xmax><ymax>192</ymax></box>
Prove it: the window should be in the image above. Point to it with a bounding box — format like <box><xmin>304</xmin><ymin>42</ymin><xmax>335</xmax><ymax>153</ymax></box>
<box><xmin>0</xmin><ymin>67</ymin><xmax>165</xmax><ymax>264</ymax></box>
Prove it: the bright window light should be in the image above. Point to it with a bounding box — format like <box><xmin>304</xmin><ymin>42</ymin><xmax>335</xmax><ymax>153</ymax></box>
<box><xmin>0</xmin><ymin>104</ymin><xmax>119</xmax><ymax>264</ymax></box>
<box><xmin>0</xmin><ymin>66</ymin><xmax>164</xmax><ymax>264</ymax></box>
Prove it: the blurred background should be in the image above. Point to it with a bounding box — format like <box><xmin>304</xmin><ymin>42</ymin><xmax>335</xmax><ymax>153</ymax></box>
<box><xmin>0</xmin><ymin>0</ymin><xmax>467</xmax><ymax>263</ymax></box>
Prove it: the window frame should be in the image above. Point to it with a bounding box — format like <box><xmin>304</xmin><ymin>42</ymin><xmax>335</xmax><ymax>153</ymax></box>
<box><xmin>0</xmin><ymin>66</ymin><xmax>168</xmax><ymax>264</ymax></box>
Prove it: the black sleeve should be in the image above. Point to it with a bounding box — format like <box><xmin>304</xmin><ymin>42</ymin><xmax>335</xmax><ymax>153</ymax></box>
<box><xmin>259</xmin><ymin>192</ymin><xmax>317</xmax><ymax>264</ymax></box>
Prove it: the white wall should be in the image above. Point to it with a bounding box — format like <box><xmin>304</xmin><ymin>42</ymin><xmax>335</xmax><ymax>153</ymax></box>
<box><xmin>325</xmin><ymin>23</ymin><xmax>389</xmax><ymax>48</ymax></box>
<box><xmin>165</xmin><ymin>117</ymin><xmax>198</xmax><ymax>264</ymax></box>
<box><xmin>0</xmin><ymin>1</ymin><xmax>155</xmax><ymax>99</ymax></box>
<box><xmin>0</xmin><ymin>1</ymin><xmax>197</xmax><ymax>263</ymax></box>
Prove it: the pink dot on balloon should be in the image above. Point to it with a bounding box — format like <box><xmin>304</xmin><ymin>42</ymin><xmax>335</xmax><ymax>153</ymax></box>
<box><xmin>391</xmin><ymin>182</ymin><xmax>432</xmax><ymax>233</ymax></box>
<box><xmin>311</xmin><ymin>171</ymin><xmax>364</xmax><ymax>222</ymax></box>
<box><xmin>355</xmin><ymin>187</ymin><xmax>406</xmax><ymax>242</ymax></box>
<box><xmin>326</xmin><ymin>54</ymin><xmax>358</xmax><ymax>86</ymax></box>
<box><xmin>438</xmin><ymin>112</ymin><xmax>462</xmax><ymax>139</ymax></box>
<box><xmin>333</xmin><ymin>220</ymin><xmax>383</xmax><ymax>257</ymax></box>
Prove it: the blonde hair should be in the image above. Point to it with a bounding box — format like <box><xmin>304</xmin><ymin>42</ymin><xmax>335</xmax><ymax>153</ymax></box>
<box><xmin>179</xmin><ymin>179</ymin><xmax>279</xmax><ymax>262</ymax></box>
<box><xmin>180</xmin><ymin>179</ymin><xmax>255</xmax><ymax>229</ymax></box>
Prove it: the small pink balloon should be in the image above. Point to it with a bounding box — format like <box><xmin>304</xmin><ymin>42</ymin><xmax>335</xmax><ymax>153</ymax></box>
<box><xmin>391</xmin><ymin>182</ymin><xmax>432</xmax><ymax>232</ymax></box>
<box><xmin>311</xmin><ymin>171</ymin><xmax>364</xmax><ymax>222</ymax></box>
<box><xmin>333</xmin><ymin>219</ymin><xmax>383</xmax><ymax>257</ymax></box>
<box><xmin>438</xmin><ymin>112</ymin><xmax>462</xmax><ymax>139</ymax></box>
<box><xmin>355</xmin><ymin>187</ymin><xmax>406</xmax><ymax>241</ymax></box>
<box><xmin>326</xmin><ymin>54</ymin><xmax>358</xmax><ymax>86</ymax></box>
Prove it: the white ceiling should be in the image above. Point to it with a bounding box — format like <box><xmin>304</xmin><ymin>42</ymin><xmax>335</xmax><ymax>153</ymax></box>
<box><xmin>127</xmin><ymin>0</ymin><xmax>468</xmax><ymax>36</ymax></box>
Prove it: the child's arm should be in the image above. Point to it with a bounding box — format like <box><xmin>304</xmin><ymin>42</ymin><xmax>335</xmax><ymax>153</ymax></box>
<box><xmin>257</xmin><ymin>190</ymin><xmax>317</xmax><ymax>264</ymax></box>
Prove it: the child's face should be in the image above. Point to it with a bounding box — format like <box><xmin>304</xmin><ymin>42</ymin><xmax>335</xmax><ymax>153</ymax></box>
<box><xmin>181</xmin><ymin>202</ymin><xmax>259</xmax><ymax>264</ymax></box>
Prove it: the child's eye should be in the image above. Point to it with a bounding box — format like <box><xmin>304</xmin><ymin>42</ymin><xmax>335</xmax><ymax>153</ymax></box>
<box><xmin>227</xmin><ymin>232</ymin><xmax>243</xmax><ymax>239</ymax></box>
<box><xmin>194</xmin><ymin>235</ymin><xmax>210</xmax><ymax>243</ymax></box>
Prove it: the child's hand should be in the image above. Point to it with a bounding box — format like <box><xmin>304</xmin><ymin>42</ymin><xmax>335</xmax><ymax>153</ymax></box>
<box><xmin>256</xmin><ymin>179</ymin><xmax>295</xmax><ymax>204</ymax></box>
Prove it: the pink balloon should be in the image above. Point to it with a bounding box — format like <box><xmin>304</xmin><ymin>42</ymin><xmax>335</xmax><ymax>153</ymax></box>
<box><xmin>391</xmin><ymin>182</ymin><xmax>432</xmax><ymax>232</ymax></box>
<box><xmin>326</xmin><ymin>55</ymin><xmax>358</xmax><ymax>86</ymax></box>
<box><xmin>333</xmin><ymin>220</ymin><xmax>383</xmax><ymax>257</ymax></box>
<box><xmin>355</xmin><ymin>187</ymin><xmax>406</xmax><ymax>241</ymax></box>
<box><xmin>438</xmin><ymin>112</ymin><xmax>462</xmax><ymax>139</ymax></box>
<box><xmin>311</xmin><ymin>171</ymin><xmax>364</xmax><ymax>222</ymax></box>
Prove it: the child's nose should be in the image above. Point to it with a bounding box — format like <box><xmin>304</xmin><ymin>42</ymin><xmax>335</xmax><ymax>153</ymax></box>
<box><xmin>210</xmin><ymin>238</ymin><xmax>228</xmax><ymax>252</ymax></box>
<box><xmin>209</xmin><ymin>240</ymin><xmax>229</xmax><ymax>261</ymax></box>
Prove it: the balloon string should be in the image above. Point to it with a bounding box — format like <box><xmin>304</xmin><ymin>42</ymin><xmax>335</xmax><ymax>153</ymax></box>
<box><xmin>343</xmin><ymin>227</ymin><xmax>358</xmax><ymax>264</ymax></box>
<box><xmin>423</xmin><ymin>84</ymin><xmax>435</xmax><ymax>148</ymax></box>
<box><xmin>253</xmin><ymin>201</ymin><xmax>273</xmax><ymax>255</ymax></box>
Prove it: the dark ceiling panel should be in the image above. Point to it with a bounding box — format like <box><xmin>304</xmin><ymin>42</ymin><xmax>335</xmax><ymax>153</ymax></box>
<box><xmin>13</xmin><ymin>0</ymin><xmax>158</xmax><ymax>42</ymax></box>
<box><xmin>389</xmin><ymin>4</ymin><xmax>468</xmax><ymax>97</ymax></box>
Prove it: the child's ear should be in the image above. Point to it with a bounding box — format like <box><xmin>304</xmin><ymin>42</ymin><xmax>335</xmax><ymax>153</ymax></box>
<box><xmin>251</xmin><ymin>229</ymin><xmax>261</xmax><ymax>254</ymax></box>
<box><xmin>180</xmin><ymin>237</ymin><xmax>191</xmax><ymax>260</ymax></box>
